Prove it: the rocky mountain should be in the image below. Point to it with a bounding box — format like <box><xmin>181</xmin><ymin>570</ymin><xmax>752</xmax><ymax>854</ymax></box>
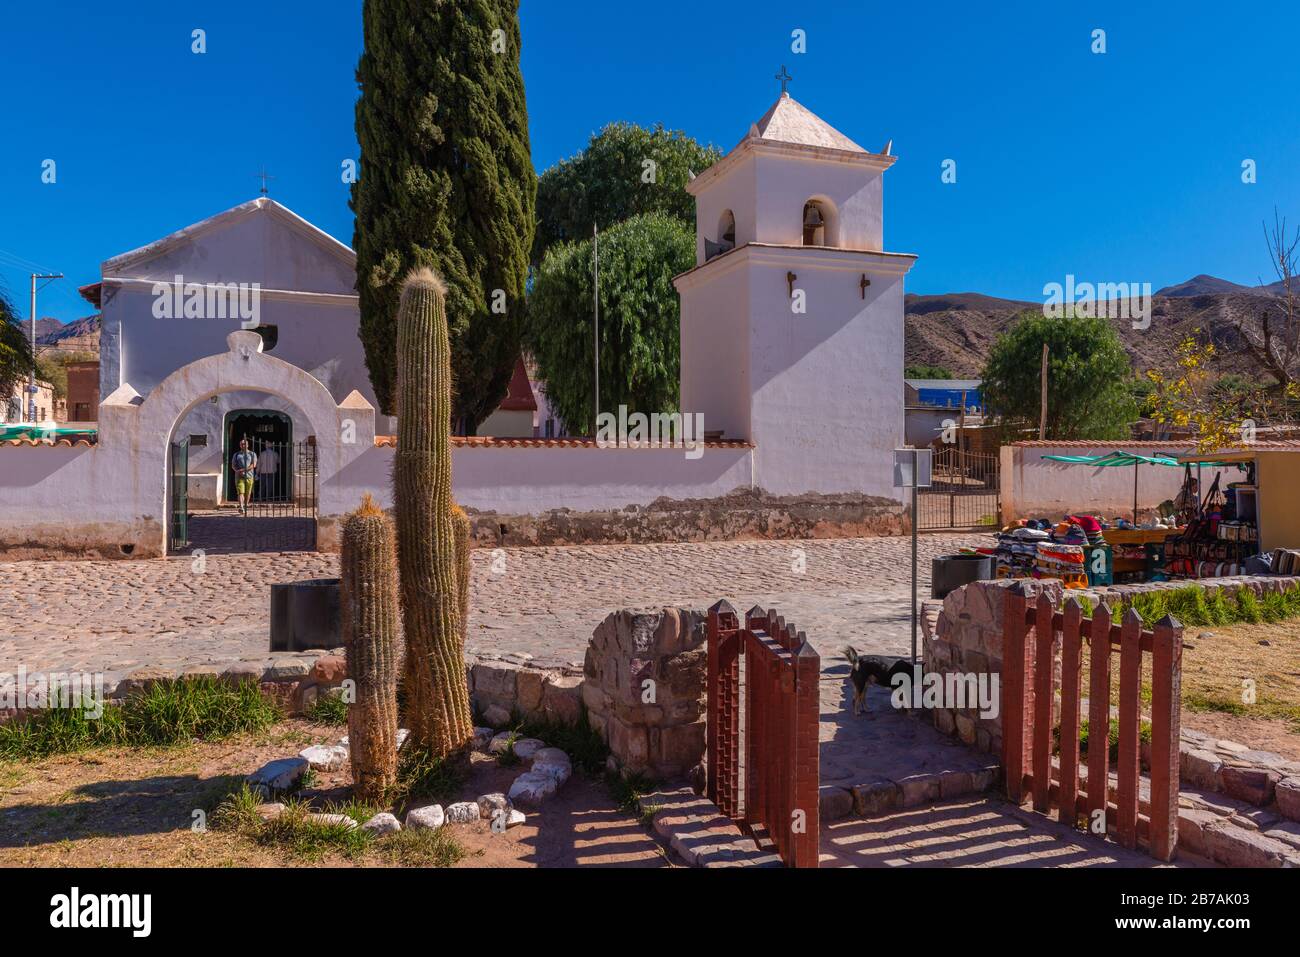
<box><xmin>36</xmin><ymin>315</ymin><xmax>100</xmax><ymax>346</ymax></box>
<box><xmin>905</xmin><ymin>277</ymin><xmax>1289</xmax><ymax>380</ymax></box>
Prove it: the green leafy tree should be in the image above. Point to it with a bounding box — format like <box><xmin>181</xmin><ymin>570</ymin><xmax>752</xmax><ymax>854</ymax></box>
<box><xmin>526</xmin><ymin>212</ymin><xmax>694</xmax><ymax>433</ymax></box>
<box><xmin>351</xmin><ymin>0</ymin><xmax>535</xmax><ymax>430</ymax></box>
<box><xmin>533</xmin><ymin>122</ymin><xmax>720</xmax><ymax>263</ymax></box>
<box><xmin>0</xmin><ymin>292</ymin><xmax>33</xmax><ymax>413</ymax></box>
<box><xmin>980</xmin><ymin>311</ymin><xmax>1138</xmax><ymax>440</ymax></box>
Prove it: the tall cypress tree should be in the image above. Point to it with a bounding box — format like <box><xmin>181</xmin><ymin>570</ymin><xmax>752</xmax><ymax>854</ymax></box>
<box><xmin>351</xmin><ymin>0</ymin><xmax>535</xmax><ymax>429</ymax></box>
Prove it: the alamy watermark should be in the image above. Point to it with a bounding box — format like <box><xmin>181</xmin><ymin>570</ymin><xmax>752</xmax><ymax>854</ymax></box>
<box><xmin>151</xmin><ymin>275</ymin><xmax>262</xmax><ymax>328</ymax></box>
<box><xmin>890</xmin><ymin>666</ymin><xmax>999</xmax><ymax>719</ymax></box>
<box><xmin>595</xmin><ymin>405</ymin><xmax>707</xmax><ymax>459</ymax></box>
<box><xmin>1</xmin><ymin>667</ymin><xmax>106</xmax><ymax>719</ymax></box>
<box><xmin>1043</xmin><ymin>273</ymin><xmax>1152</xmax><ymax>330</ymax></box>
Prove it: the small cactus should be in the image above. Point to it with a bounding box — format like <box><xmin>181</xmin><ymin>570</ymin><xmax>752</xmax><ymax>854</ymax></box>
<box><xmin>340</xmin><ymin>493</ymin><xmax>400</xmax><ymax>802</ymax></box>
<box><xmin>394</xmin><ymin>268</ymin><xmax>474</xmax><ymax>757</ymax></box>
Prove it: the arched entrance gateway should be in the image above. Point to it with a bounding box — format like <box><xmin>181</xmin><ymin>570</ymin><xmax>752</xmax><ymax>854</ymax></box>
<box><xmin>127</xmin><ymin>330</ymin><xmax>368</xmax><ymax>556</ymax></box>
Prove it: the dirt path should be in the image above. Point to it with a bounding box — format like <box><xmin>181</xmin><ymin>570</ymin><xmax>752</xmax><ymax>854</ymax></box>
<box><xmin>0</xmin><ymin>720</ymin><xmax>669</xmax><ymax>868</ymax></box>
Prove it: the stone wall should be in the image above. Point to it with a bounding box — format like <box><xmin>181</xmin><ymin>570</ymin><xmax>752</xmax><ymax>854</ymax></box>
<box><xmin>581</xmin><ymin>608</ymin><xmax>708</xmax><ymax>778</ymax></box>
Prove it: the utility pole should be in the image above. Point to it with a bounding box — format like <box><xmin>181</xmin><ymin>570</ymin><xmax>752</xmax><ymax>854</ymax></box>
<box><xmin>1038</xmin><ymin>342</ymin><xmax>1049</xmax><ymax>440</ymax></box>
<box><xmin>593</xmin><ymin>222</ymin><xmax>600</xmax><ymax>435</ymax></box>
<box><xmin>29</xmin><ymin>272</ymin><xmax>63</xmax><ymax>422</ymax></box>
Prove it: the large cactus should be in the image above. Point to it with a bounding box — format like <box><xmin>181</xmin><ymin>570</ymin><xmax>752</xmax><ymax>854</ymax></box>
<box><xmin>340</xmin><ymin>493</ymin><xmax>400</xmax><ymax>802</ymax></box>
<box><xmin>394</xmin><ymin>268</ymin><xmax>474</xmax><ymax>757</ymax></box>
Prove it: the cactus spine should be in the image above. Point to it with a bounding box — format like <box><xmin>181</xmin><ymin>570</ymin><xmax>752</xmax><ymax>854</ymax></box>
<box><xmin>394</xmin><ymin>268</ymin><xmax>474</xmax><ymax>757</ymax></box>
<box><xmin>340</xmin><ymin>493</ymin><xmax>400</xmax><ymax>802</ymax></box>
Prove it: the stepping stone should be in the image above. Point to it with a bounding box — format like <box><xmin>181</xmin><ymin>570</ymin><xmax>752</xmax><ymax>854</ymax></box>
<box><xmin>361</xmin><ymin>812</ymin><xmax>401</xmax><ymax>836</ymax></box>
<box><xmin>305</xmin><ymin>812</ymin><xmax>357</xmax><ymax>830</ymax></box>
<box><xmin>445</xmin><ymin>802</ymin><xmax>480</xmax><ymax>824</ymax></box>
<box><xmin>299</xmin><ymin>744</ymin><xmax>349</xmax><ymax>771</ymax></box>
<box><xmin>508</xmin><ymin>771</ymin><xmax>559</xmax><ymax>808</ymax></box>
<box><xmin>405</xmin><ymin>805</ymin><xmax>445</xmax><ymax>830</ymax></box>
<box><xmin>254</xmin><ymin>802</ymin><xmax>286</xmax><ymax>822</ymax></box>
<box><xmin>247</xmin><ymin>757</ymin><xmax>308</xmax><ymax>797</ymax></box>
<box><xmin>477</xmin><ymin>793</ymin><xmax>510</xmax><ymax>819</ymax></box>
<box><xmin>512</xmin><ymin>738</ymin><xmax>545</xmax><ymax>760</ymax></box>
<box><xmin>530</xmin><ymin>747</ymin><xmax>572</xmax><ymax>785</ymax></box>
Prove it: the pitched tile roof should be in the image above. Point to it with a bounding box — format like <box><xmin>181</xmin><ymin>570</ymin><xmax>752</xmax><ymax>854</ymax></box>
<box><xmin>750</xmin><ymin>93</ymin><xmax>867</xmax><ymax>153</ymax></box>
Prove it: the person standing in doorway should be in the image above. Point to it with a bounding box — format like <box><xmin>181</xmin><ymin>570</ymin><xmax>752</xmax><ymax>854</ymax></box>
<box><xmin>257</xmin><ymin>443</ymin><xmax>280</xmax><ymax>501</ymax></box>
<box><xmin>231</xmin><ymin>437</ymin><xmax>257</xmax><ymax>516</ymax></box>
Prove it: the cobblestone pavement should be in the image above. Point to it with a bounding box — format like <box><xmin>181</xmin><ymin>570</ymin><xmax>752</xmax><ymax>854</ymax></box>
<box><xmin>0</xmin><ymin>534</ymin><xmax>987</xmax><ymax>683</ymax></box>
<box><xmin>820</xmin><ymin>796</ymin><xmax>1185</xmax><ymax>867</ymax></box>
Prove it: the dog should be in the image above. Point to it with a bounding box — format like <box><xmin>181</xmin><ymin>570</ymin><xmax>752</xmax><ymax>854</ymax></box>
<box><xmin>843</xmin><ymin>647</ymin><xmax>916</xmax><ymax>716</ymax></box>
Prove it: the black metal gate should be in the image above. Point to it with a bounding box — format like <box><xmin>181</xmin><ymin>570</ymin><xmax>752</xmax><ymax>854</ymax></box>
<box><xmin>918</xmin><ymin>448</ymin><xmax>1001</xmax><ymax>530</ymax></box>
<box><xmin>173</xmin><ymin>439</ymin><xmax>319</xmax><ymax>555</ymax></box>
<box><xmin>169</xmin><ymin>439</ymin><xmax>189</xmax><ymax>551</ymax></box>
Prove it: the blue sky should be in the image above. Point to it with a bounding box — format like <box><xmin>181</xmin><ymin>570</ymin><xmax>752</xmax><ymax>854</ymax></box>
<box><xmin>4</xmin><ymin>0</ymin><xmax>1297</xmax><ymax>323</ymax></box>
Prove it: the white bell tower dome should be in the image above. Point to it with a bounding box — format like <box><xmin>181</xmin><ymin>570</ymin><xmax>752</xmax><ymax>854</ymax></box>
<box><xmin>674</xmin><ymin>92</ymin><xmax>917</xmax><ymax>501</ymax></box>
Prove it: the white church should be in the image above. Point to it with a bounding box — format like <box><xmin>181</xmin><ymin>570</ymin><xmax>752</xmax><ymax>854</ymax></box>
<box><xmin>0</xmin><ymin>92</ymin><xmax>916</xmax><ymax>558</ymax></box>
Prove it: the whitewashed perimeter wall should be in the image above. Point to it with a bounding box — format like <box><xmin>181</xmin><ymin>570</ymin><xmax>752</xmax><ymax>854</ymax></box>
<box><xmin>1000</xmin><ymin>443</ymin><xmax>1242</xmax><ymax>524</ymax></box>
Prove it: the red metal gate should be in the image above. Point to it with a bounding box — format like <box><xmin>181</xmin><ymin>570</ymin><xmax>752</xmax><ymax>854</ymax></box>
<box><xmin>706</xmin><ymin>600</ymin><xmax>820</xmax><ymax>868</ymax></box>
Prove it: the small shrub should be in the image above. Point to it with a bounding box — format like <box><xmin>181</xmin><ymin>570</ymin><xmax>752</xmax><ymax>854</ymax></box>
<box><xmin>1235</xmin><ymin>588</ymin><xmax>1264</xmax><ymax>624</ymax></box>
<box><xmin>305</xmin><ymin>692</ymin><xmax>349</xmax><ymax>726</ymax></box>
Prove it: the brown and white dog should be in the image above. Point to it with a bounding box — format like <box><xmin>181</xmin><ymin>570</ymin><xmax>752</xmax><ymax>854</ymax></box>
<box><xmin>843</xmin><ymin>647</ymin><xmax>916</xmax><ymax>716</ymax></box>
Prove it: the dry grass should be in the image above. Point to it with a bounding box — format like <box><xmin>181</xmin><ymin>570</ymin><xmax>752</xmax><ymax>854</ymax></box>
<box><xmin>1075</xmin><ymin>617</ymin><xmax>1300</xmax><ymax>759</ymax></box>
<box><xmin>0</xmin><ymin>718</ymin><xmax>670</xmax><ymax>868</ymax></box>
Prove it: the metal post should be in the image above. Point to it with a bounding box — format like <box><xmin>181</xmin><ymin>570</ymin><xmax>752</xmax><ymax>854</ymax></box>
<box><xmin>593</xmin><ymin>223</ymin><xmax>599</xmax><ymax>434</ymax></box>
<box><xmin>911</xmin><ymin>451</ymin><xmax>919</xmax><ymax>664</ymax></box>
<box><xmin>27</xmin><ymin>272</ymin><xmax>63</xmax><ymax>422</ymax></box>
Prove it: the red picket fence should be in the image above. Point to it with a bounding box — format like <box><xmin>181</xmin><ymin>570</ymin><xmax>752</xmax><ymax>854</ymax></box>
<box><xmin>706</xmin><ymin>600</ymin><xmax>820</xmax><ymax>868</ymax></box>
<box><xmin>1002</xmin><ymin>590</ymin><xmax>1184</xmax><ymax>861</ymax></box>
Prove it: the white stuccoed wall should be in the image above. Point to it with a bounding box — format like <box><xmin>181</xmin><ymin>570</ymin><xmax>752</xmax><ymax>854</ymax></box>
<box><xmin>1000</xmin><ymin>442</ymin><xmax>1242</xmax><ymax>523</ymax></box>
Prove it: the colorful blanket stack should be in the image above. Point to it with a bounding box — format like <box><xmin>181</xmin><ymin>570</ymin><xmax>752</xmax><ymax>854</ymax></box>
<box><xmin>1033</xmin><ymin>542</ymin><xmax>1087</xmax><ymax>586</ymax></box>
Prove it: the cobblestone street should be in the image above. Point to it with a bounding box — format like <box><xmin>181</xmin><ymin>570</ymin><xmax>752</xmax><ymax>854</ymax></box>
<box><xmin>0</xmin><ymin>534</ymin><xmax>985</xmax><ymax>683</ymax></box>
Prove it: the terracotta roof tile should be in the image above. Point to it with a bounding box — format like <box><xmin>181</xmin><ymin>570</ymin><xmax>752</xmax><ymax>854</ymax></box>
<box><xmin>374</xmin><ymin>435</ymin><xmax>752</xmax><ymax>450</ymax></box>
<box><xmin>2</xmin><ymin>436</ymin><xmax>97</xmax><ymax>448</ymax></box>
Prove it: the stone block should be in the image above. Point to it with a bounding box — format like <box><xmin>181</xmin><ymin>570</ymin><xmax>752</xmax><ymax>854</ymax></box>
<box><xmin>1221</xmin><ymin>765</ymin><xmax>1279</xmax><ymax>806</ymax></box>
<box><xmin>1181</xmin><ymin>748</ymin><xmax>1224</xmax><ymax>790</ymax></box>
<box><xmin>1276</xmin><ymin>778</ymin><xmax>1300</xmax><ymax>822</ymax></box>
<box><xmin>898</xmin><ymin>773</ymin><xmax>941</xmax><ymax>808</ymax></box>
<box><xmin>1176</xmin><ymin>807</ymin><xmax>1220</xmax><ymax>858</ymax></box>
<box><xmin>819</xmin><ymin>786</ymin><xmax>854</xmax><ymax>822</ymax></box>
<box><xmin>515</xmin><ymin>669</ymin><xmax>546</xmax><ymax>714</ymax></box>
<box><xmin>1202</xmin><ymin>821</ymin><xmax>1290</xmax><ymax>868</ymax></box>
<box><xmin>939</xmin><ymin>770</ymin><xmax>974</xmax><ymax>799</ymax></box>
<box><xmin>608</xmin><ymin>717</ymin><xmax>650</xmax><ymax>770</ymax></box>
<box><xmin>471</xmin><ymin>661</ymin><xmax>519</xmax><ymax>702</ymax></box>
<box><xmin>113</xmin><ymin>668</ymin><xmax>176</xmax><ymax>697</ymax></box>
<box><xmin>542</xmin><ymin>675</ymin><xmax>582</xmax><ymax>725</ymax></box>
<box><xmin>955</xmin><ymin>714</ymin><xmax>976</xmax><ymax>745</ymax></box>
<box><xmin>852</xmin><ymin>779</ymin><xmax>900</xmax><ymax>816</ymax></box>
<box><xmin>652</xmin><ymin>721</ymin><xmax>706</xmax><ymax>774</ymax></box>
<box><xmin>309</xmin><ymin>654</ymin><xmax>347</xmax><ymax>685</ymax></box>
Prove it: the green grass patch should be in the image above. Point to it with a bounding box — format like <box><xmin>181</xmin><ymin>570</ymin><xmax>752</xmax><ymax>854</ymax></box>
<box><xmin>1054</xmin><ymin>717</ymin><xmax>1151</xmax><ymax>763</ymax></box>
<box><xmin>506</xmin><ymin>706</ymin><xmax>610</xmax><ymax>776</ymax></box>
<box><xmin>305</xmin><ymin>692</ymin><xmax>349</xmax><ymax>726</ymax></box>
<box><xmin>1114</xmin><ymin>583</ymin><xmax>1300</xmax><ymax>629</ymax></box>
<box><xmin>210</xmin><ymin>782</ymin><xmax>468</xmax><ymax>865</ymax></box>
<box><xmin>0</xmin><ymin>678</ymin><xmax>279</xmax><ymax>760</ymax></box>
<box><xmin>393</xmin><ymin>746</ymin><xmax>468</xmax><ymax>806</ymax></box>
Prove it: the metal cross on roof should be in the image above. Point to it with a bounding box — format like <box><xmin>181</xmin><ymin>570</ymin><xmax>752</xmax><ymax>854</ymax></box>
<box><xmin>775</xmin><ymin>65</ymin><xmax>793</xmax><ymax>95</ymax></box>
<box><xmin>255</xmin><ymin>167</ymin><xmax>275</xmax><ymax>196</ymax></box>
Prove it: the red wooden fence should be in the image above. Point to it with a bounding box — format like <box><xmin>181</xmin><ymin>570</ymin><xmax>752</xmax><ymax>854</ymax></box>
<box><xmin>706</xmin><ymin>600</ymin><xmax>820</xmax><ymax>868</ymax></box>
<box><xmin>1002</xmin><ymin>590</ymin><xmax>1183</xmax><ymax>861</ymax></box>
